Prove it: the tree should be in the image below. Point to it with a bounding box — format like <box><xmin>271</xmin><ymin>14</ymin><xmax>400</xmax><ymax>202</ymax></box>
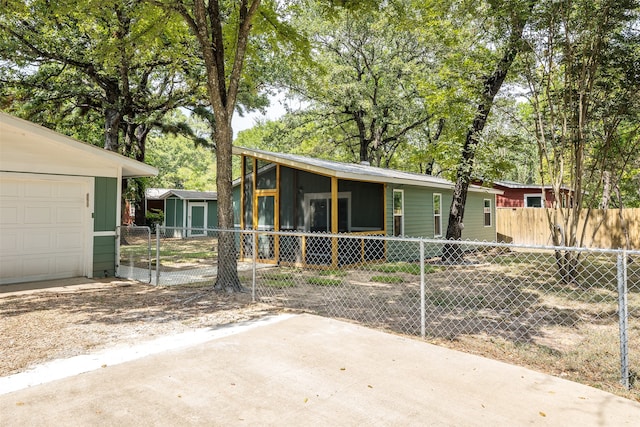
<box><xmin>278</xmin><ymin>2</ymin><xmax>448</xmax><ymax>167</ymax></box>
<box><xmin>0</xmin><ymin>0</ymin><xmax>201</xmax><ymax>155</ymax></box>
<box><xmin>159</xmin><ymin>0</ymin><xmax>263</xmax><ymax>292</ymax></box>
<box><xmin>146</xmin><ymin>114</ymin><xmax>217</xmax><ymax>191</ymax></box>
<box><xmin>522</xmin><ymin>0</ymin><xmax>640</xmax><ymax>278</ymax></box>
<box><xmin>0</xmin><ymin>0</ymin><xmax>205</xmax><ymax>223</ymax></box>
<box><xmin>443</xmin><ymin>0</ymin><xmax>536</xmax><ymax>261</ymax></box>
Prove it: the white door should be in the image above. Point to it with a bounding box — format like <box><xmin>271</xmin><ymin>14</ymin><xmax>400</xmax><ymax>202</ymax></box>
<box><xmin>0</xmin><ymin>174</ymin><xmax>91</xmax><ymax>284</ymax></box>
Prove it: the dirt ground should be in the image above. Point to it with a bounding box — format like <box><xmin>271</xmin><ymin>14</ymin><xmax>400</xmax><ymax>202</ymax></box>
<box><xmin>2</xmin><ymin>273</ymin><xmax>638</xmax><ymax>403</ymax></box>
<box><xmin>0</xmin><ymin>278</ymin><xmax>277</xmax><ymax>377</ymax></box>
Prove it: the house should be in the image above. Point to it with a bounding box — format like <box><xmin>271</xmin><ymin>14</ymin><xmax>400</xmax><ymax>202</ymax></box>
<box><xmin>232</xmin><ymin>147</ymin><xmax>501</xmax><ymax>266</ymax></box>
<box><xmin>0</xmin><ymin>112</ymin><xmax>157</xmax><ymax>285</ymax></box>
<box><xmin>493</xmin><ymin>180</ymin><xmax>573</xmax><ymax>208</ymax></box>
<box><xmin>160</xmin><ymin>189</ymin><xmax>218</xmax><ymax>238</ymax></box>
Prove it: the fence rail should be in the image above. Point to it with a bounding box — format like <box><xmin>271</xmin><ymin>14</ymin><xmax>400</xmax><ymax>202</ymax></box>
<box><xmin>116</xmin><ymin>227</ymin><xmax>639</xmax><ymax>394</ymax></box>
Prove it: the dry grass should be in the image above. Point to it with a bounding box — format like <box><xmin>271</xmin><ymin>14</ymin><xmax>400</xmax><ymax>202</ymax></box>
<box><xmin>248</xmin><ymin>257</ymin><xmax>640</xmax><ymax>403</ymax></box>
<box><xmin>3</xmin><ymin>247</ymin><xmax>638</xmax><ymax>404</ymax></box>
<box><xmin>0</xmin><ymin>278</ymin><xmax>276</xmax><ymax>377</ymax></box>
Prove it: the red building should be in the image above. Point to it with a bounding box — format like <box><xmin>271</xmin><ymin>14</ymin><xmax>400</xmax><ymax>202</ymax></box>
<box><xmin>492</xmin><ymin>181</ymin><xmax>572</xmax><ymax>208</ymax></box>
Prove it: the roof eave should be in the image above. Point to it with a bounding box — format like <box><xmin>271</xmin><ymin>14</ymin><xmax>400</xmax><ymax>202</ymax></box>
<box><xmin>1</xmin><ymin>112</ymin><xmax>158</xmax><ymax>178</ymax></box>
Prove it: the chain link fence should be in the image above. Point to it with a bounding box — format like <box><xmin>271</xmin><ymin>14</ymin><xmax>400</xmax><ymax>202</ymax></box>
<box><xmin>117</xmin><ymin>227</ymin><xmax>639</xmax><ymax>393</ymax></box>
<box><xmin>116</xmin><ymin>226</ymin><xmax>152</xmax><ymax>283</ymax></box>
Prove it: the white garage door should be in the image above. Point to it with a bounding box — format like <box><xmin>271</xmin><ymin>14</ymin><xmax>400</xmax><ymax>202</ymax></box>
<box><xmin>0</xmin><ymin>174</ymin><xmax>91</xmax><ymax>285</ymax></box>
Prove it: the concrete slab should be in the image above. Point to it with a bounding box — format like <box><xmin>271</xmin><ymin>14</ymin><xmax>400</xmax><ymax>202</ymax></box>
<box><xmin>1</xmin><ymin>314</ymin><xmax>639</xmax><ymax>426</ymax></box>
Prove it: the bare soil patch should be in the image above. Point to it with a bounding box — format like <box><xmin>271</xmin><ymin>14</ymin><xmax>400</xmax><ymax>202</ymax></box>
<box><xmin>0</xmin><ymin>278</ymin><xmax>277</xmax><ymax>377</ymax></box>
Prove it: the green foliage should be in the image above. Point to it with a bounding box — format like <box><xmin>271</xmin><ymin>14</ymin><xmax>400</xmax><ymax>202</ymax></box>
<box><xmin>275</xmin><ymin>1</ymin><xmax>454</xmax><ymax>166</ymax></box>
<box><xmin>145</xmin><ymin>209</ymin><xmax>165</xmax><ymax>232</ymax></box>
<box><xmin>145</xmin><ymin>114</ymin><xmax>217</xmax><ymax>191</ymax></box>
<box><xmin>2</xmin><ymin>0</ymin><xmax>638</xmax><ymax>217</ymax></box>
<box><xmin>0</xmin><ymin>0</ymin><xmax>202</xmax><ymax>154</ymax></box>
<box><xmin>521</xmin><ymin>0</ymin><xmax>640</xmax><ymax>220</ymax></box>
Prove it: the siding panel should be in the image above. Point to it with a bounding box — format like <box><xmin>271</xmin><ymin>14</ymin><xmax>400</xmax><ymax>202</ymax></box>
<box><xmin>94</xmin><ymin>177</ymin><xmax>117</xmax><ymax>232</ymax></box>
<box><xmin>93</xmin><ymin>235</ymin><xmax>116</xmax><ymax>277</ymax></box>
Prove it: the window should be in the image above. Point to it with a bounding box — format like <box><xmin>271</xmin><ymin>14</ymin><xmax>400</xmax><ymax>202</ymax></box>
<box><xmin>393</xmin><ymin>190</ymin><xmax>404</xmax><ymax>236</ymax></box>
<box><xmin>433</xmin><ymin>193</ymin><xmax>442</xmax><ymax>237</ymax></box>
<box><xmin>524</xmin><ymin>194</ymin><xmax>543</xmax><ymax>208</ymax></box>
<box><xmin>483</xmin><ymin>199</ymin><xmax>492</xmax><ymax>227</ymax></box>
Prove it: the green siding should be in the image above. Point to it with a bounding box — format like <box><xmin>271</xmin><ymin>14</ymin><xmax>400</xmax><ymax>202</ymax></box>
<box><xmin>459</xmin><ymin>192</ymin><xmax>497</xmax><ymax>242</ymax></box>
<box><xmin>384</xmin><ymin>185</ymin><xmax>496</xmax><ymax>241</ymax></box>
<box><xmin>93</xmin><ymin>235</ymin><xmax>116</xmax><ymax>277</ymax></box>
<box><xmin>386</xmin><ymin>185</ymin><xmax>450</xmax><ymax>239</ymax></box>
<box><xmin>207</xmin><ymin>200</ymin><xmax>218</xmax><ymax>228</ymax></box>
<box><xmin>94</xmin><ymin>177</ymin><xmax>117</xmax><ymax>232</ymax></box>
<box><xmin>385</xmin><ymin>185</ymin><xmax>496</xmax><ymax>260</ymax></box>
<box><xmin>165</xmin><ymin>198</ymin><xmax>185</xmax><ymax>228</ymax></box>
<box><xmin>93</xmin><ymin>177</ymin><xmax>117</xmax><ymax>277</ymax></box>
<box><xmin>164</xmin><ymin>198</ymin><xmax>185</xmax><ymax>238</ymax></box>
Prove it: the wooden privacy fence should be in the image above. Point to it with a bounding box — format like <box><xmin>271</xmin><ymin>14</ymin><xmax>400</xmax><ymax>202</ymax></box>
<box><xmin>496</xmin><ymin>208</ymin><xmax>640</xmax><ymax>249</ymax></box>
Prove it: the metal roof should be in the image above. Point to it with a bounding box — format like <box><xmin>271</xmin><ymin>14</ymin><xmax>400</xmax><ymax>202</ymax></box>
<box><xmin>145</xmin><ymin>188</ymin><xmax>172</xmax><ymax>199</ymax></box>
<box><xmin>233</xmin><ymin>146</ymin><xmax>501</xmax><ymax>195</ymax></box>
<box><xmin>494</xmin><ymin>180</ymin><xmax>570</xmax><ymax>191</ymax></box>
<box><xmin>160</xmin><ymin>189</ymin><xmax>217</xmax><ymax>200</ymax></box>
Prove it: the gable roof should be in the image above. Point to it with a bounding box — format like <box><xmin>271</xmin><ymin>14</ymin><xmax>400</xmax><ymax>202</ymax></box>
<box><xmin>160</xmin><ymin>189</ymin><xmax>218</xmax><ymax>200</ymax></box>
<box><xmin>0</xmin><ymin>112</ymin><xmax>158</xmax><ymax>178</ymax></box>
<box><xmin>233</xmin><ymin>146</ymin><xmax>501</xmax><ymax>194</ymax></box>
<box><xmin>145</xmin><ymin>188</ymin><xmax>172</xmax><ymax>199</ymax></box>
<box><xmin>494</xmin><ymin>180</ymin><xmax>571</xmax><ymax>191</ymax></box>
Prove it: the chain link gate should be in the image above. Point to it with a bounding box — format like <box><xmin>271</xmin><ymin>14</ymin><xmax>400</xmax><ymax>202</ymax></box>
<box><xmin>116</xmin><ymin>226</ymin><xmax>152</xmax><ymax>283</ymax></box>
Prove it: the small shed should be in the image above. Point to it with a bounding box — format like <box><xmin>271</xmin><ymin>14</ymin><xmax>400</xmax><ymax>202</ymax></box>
<box><xmin>232</xmin><ymin>147</ymin><xmax>500</xmax><ymax>266</ymax></box>
<box><xmin>161</xmin><ymin>190</ymin><xmax>218</xmax><ymax>237</ymax></box>
<box><xmin>0</xmin><ymin>112</ymin><xmax>157</xmax><ymax>285</ymax></box>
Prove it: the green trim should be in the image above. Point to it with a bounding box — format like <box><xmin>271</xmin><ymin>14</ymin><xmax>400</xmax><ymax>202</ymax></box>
<box><xmin>93</xmin><ymin>235</ymin><xmax>116</xmax><ymax>277</ymax></box>
<box><xmin>94</xmin><ymin>177</ymin><xmax>117</xmax><ymax>232</ymax></box>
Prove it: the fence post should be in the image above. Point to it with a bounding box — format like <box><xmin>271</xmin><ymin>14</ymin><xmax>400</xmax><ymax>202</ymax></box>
<box><xmin>617</xmin><ymin>252</ymin><xmax>630</xmax><ymax>390</ymax></box>
<box><xmin>252</xmin><ymin>230</ymin><xmax>257</xmax><ymax>302</ymax></box>
<box><xmin>115</xmin><ymin>226</ymin><xmax>121</xmax><ymax>278</ymax></box>
<box><xmin>146</xmin><ymin>226</ymin><xmax>152</xmax><ymax>284</ymax></box>
<box><xmin>155</xmin><ymin>227</ymin><xmax>161</xmax><ymax>286</ymax></box>
<box><xmin>420</xmin><ymin>240</ymin><xmax>426</xmax><ymax>338</ymax></box>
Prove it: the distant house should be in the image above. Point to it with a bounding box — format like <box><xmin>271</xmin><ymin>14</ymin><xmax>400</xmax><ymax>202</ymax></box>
<box><xmin>232</xmin><ymin>147</ymin><xmax>501</xmax><ymax>266</ymax></box>
<box><xmin>159</xmin><ymin>189</ymin><xmax>218</xmax><ymax>238</ymax></box>
<box><xmin>0</xmin><ymin>112</ymin><xmax>157</xmax><ymax>284</ymax></box>
<box><xmin>144</xmin><ymin>188</ymin><xmax>171</xmax><ymax>217</ymax></box>
<box><xmin>493</xmin><ymin>181</ymin><xmax>573</xmax><ymax>208</ymax></box>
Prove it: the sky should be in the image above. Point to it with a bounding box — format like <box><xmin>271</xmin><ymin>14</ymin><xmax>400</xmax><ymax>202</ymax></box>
<box><xmin>231</xmin><ymin>93</ymin><xmax>289</xmax><ymax>139</ymax></box>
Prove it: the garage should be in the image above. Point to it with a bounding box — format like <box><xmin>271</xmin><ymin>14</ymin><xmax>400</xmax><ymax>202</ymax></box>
<box><xmin>0</xmin><ymin>174</ymin><xmax>92</xmax><ymax>284</ymax></box>
<box><xmin>0</xmin><ymin>112</ymin><xmax>157</xmax><ymax>285</ymax></box>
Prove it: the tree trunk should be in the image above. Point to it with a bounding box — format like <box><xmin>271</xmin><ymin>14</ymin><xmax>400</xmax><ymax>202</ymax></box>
<box><xmin>213</xmin><ymin>122</ymin><xmax>243</xmax><ymax>292</ymax></box>
<box><xmin>175</xmin><ymin>0</ymin><xmax>261</xmax><ymax>292</ymax></box>
<box><xmin>443</xmin><ymin>2</ymin><xmax>534</xmax><ymax>262</ymax></box>
<box><xmin>104</xmin><ymin>108</ymin><xmax>120</xmax><ymax>152</ymax></box>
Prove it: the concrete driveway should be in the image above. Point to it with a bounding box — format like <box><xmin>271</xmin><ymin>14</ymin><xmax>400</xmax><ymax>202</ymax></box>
<box><xmin>1</xmin><ymin>314</ymin><xmax>639</xmax><ymax>426</ymax></box>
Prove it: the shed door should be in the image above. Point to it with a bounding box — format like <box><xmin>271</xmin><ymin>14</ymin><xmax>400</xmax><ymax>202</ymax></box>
<box><xmin>188</xmin><ymin>202</ymin><xmax>207</xmax><ymax>237</ymax></box>
<box><xmin>0</xmin><ymin>174</ymin><xmax>91</xmax><ymax>285</ymax></box>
